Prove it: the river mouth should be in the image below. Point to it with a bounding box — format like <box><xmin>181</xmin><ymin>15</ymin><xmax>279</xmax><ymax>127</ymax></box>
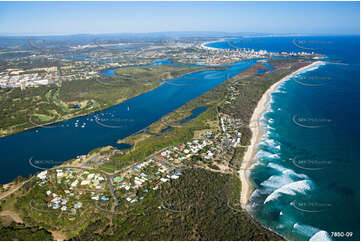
<box><xmin>0</xmin><ymin>59</ymin><xmax>257</xmax><ymax>184</ymax></box>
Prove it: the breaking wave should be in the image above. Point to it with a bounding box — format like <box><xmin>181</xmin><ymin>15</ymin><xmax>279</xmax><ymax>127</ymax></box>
<box><xmin>264</xmin><ymin>180</ymin><xmax>313</xmax><ymax>204</ymax></box>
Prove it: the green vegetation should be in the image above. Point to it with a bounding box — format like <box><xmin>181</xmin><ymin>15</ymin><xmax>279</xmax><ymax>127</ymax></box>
<box><xmin>109</xmin><ymin>59</ymin><xmax>310</xmax><ymax>168</ymax></box>
<box><xmin>0</xmin><ymin>222</ymin><xmax>53</xmax><ymax>241</ymax></box>
<box><xmin>0</xmin><ymin>59</ymin><xmax>309</xmax><ymax>240</ymax></box>
<box><xmin>0</xmin><ymin>64</ymin><xmax>226</xmax><ymax>137</ymax></box>
<box><xmin>71</xmin><ymin>169</ymin><xmax>282</xmax><ymax>240</ymax></box>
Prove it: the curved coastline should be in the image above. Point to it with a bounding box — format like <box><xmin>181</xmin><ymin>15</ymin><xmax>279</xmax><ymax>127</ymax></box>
<box><xmin>200</xmin><ymin>39</ymin><xmax>223</xmax><ymax>50</ymax></box>
<box><xmin>239</xmin><ymin>60</ymin><xmax>324</xmax><ymax>209</ymax></box>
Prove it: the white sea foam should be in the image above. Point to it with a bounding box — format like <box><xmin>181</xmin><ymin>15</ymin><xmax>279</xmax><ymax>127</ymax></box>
<box><xmin>255</xmin><ymin>150</ymin><xmax>280</xmax><ymax>160</ymax></box>
<box><xmin>249</xmin><ymin>189</ymin><xmax>266</xmax><ymax>203</ymax></box>
<box><xmin>259</xmin><ymin>163</ymin><xmax>308</xmax><ymax>196</ymax></box>
<box><xmin>260</xmin><ymin>137</ymin><xmax>279</xmax><ymax>148</ymax></box>
<box><xmin>293</xmin><ymin>223</ymin><xmax>319</xmax><ymax>237</ymax></box>
<box><xmin>260</xmin><ymin>174</ymin><xmax>294</xmax><ymax>190</ymax></box>
<box><xmin>294</xmin><ymin>61</ymin><xmax>326</xmax><ymax>76</ymax></box>
<box><xmin>309</xmin><ymin>231</ymin><xmax>332</xmax><ymax>241</ymax></box>
<box><xmin>293</xmin><ymin>223</ymin><xmax>332</xmax><ymax>241</ymax></box>
<box><xmin>267</xmin><ymin>162</ymin><xmax>286</xmax><ymax>171</ymax></box>
<box><xmin>264</xmin><ymin>180</ymin><xmax>313</xmax><ymax>204</ymax></box>
<box><xmin>267</xmin><ymin>163</ymin><xmax>307</xmax><ymax>179</ymax></box>
<box><xmin>276</xmin><ymin>224</ymin><xmax>285</xmax><ymax>230</ymax></box>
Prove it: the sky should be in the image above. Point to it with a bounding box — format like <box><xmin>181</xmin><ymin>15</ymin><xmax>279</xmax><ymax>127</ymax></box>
<box><xmin>0</xmin><ymin>1</ymin><xmax>359</xmax><ymax>35</ymax></box>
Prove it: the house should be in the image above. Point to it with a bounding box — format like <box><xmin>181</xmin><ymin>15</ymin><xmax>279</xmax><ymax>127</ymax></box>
<box><xmin>170</xmin><ymin>175</ymin><xmax>179</xmax><ymax>180</ymax></box>
<box><xmin>133</xmin><ymin>166</ymin><xmax>140</xmax><ymax>171</ymax></box>
<box><xmin>87</xmin><ymin>173</ymin><xmax>95</xmax><ymax>180</ymax></box>
<box><xmin>81</xmin><ymin>180</ymin><xmax>90</xmax><ymax>186</ymax></box>
<box><xmin>93</xmin><ymin>179</ymin><xmax>100</xmax><ymax>187</ymax></box>
<box><xmin>74</xmin><ymin>202</ymin><xmax>82</xmax><ymax>209</ymax></box>
<box><xmin>37</xmin><ymin>171</ymin><xmax>47</xmax><ymax>180</ymax></box>
<box><xmin>51</xmin><ymin>197</ymin><xmax>61</xmax><ymax>203</ymax></box>
<box><xmin>71</xmin><ymin>180</ymin><xmax>79</xmax><ymax>187</ymax></box>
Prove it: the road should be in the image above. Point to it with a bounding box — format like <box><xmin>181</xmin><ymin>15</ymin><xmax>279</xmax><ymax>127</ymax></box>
<box><xmin>0</xmin><ymin>211</ymin><xmax>24</xmax><ymax>223</ymax></box>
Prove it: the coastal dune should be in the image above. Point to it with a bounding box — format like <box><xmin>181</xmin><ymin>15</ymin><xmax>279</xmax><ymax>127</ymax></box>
<box><xmin>239</xmin><ymin>60</ymin><xmax>324</xmax><ymax>209</ymax></box>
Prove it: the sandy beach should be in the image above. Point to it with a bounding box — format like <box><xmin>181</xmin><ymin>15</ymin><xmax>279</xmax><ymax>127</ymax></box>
<box><xmin>200</xmin><ymin>40</ymin><xmax>223</xmax><ymax>50</ymax></box>
<box><xmin>239</xmin><ymin>60</ymin><xmax>324</xmax><ymax>209</ymax></box>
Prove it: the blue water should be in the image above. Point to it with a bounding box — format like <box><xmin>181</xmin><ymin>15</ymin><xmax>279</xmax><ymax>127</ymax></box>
<box><xmin>209</xmin><ymin>36</ymin><xmax>360</xmax><ymax>240</ymax></box>
<box><xmin>100</xmin><ymin>59</ymin><xmax>175</xmax><ymax>77</ymax></box>
<box><xmin>0</xmin><ymin>59</ymin><xmax>257</xmax><ymax>184</ymax></box>
<box><xmin>178</xmin><ymin>106</ymin><xmax>209</xmax><ymax>124</ymax></box>
<box><xmin>257</xmin><ymin>62</ymin><xmax>276</xmax><ymax>74</ymax></box>
<box><xmin>154</xmin><ymin>106</ymin><xmax>209</xmax><ymax>136</ymax></box>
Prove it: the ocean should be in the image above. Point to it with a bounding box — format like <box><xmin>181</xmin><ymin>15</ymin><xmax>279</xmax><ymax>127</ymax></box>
<box><xmin>206</xmin><ymin>36</ymin><xmax>360</xmax><ymax>241</ymax></box>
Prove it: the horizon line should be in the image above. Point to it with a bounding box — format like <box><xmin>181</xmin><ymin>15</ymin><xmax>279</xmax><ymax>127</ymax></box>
<box><xmin>0</xmin><ymin>31</ymin><xmax>359</xmax><ymax>37</ymax></box>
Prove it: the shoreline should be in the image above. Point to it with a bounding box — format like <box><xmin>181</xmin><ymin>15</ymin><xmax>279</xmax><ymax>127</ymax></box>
<box><xmin>239</xmin><ymin>60</ymin><xmax>324</xmax><ymax>209</ymax></box>
<box><xmin>200</xmin><ymin>39</ymin><xmax>223</xmax><ymax>50</ymax></box>
<box><xmin>0</xmin><ymin>66</ymin><xmax>221</xmax><ymax>139</ymax></box>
